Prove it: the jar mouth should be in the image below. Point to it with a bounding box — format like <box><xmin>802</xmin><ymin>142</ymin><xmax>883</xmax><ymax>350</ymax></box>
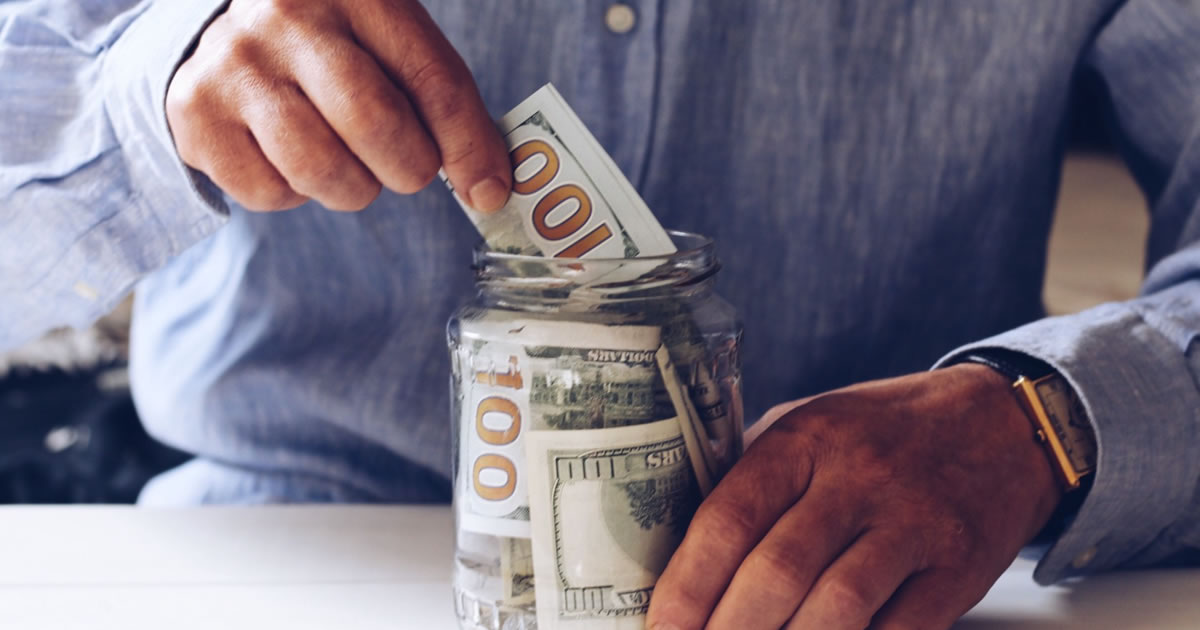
<box><xmin>473</xmin><ymin>230</ymin><xmax>719</xmax><ymax>295</ymax></box>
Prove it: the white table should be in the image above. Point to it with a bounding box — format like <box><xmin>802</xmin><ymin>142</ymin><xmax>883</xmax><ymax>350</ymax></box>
<box><xmin>0</xmin><ymin>507</ymin><xmax>1194</xmax><ymax>629</ymax></box>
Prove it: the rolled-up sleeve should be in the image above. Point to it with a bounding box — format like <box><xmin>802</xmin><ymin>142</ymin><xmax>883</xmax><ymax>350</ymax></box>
<box><xmin>938</xmin><ymin>0</ymin><xmax>1200</xmax><ymax>585</ymax></box>
<box><xmin>0</xmin><ymin>0</ymin><xmax>230</xmax><ymax>351</ymax></box>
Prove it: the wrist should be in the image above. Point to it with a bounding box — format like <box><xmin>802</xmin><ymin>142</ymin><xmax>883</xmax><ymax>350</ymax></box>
<box><xmin>953</xmin><ymin>362</ymin><xmax>1066</xmax><ymax>539</ymax></box>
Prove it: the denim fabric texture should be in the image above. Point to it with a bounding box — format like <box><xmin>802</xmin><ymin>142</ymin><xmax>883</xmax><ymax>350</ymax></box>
<box><xmin>1</xmin><ymin>0</ymin><xmax>1198</xmax><ymax>585</ymax></box>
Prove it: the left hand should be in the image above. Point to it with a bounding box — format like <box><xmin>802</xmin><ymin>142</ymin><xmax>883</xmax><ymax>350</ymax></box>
<box><xmin>647</xmin><ymin>363</ymin><xmax>1064</xmax><ymax>629</ymax></box>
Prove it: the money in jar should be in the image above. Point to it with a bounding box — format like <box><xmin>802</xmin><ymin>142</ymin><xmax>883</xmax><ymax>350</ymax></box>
<box><xmin>447</xmin><ymin>232</ymin><xmax>743</xmax><ymax>630</ymax></box>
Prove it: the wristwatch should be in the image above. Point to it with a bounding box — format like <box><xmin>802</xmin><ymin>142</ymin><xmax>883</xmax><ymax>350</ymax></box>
<box><xmin>959</xmin><ymin>351</ymin><xmax>1098</xmax><ymax>490</ymax></box>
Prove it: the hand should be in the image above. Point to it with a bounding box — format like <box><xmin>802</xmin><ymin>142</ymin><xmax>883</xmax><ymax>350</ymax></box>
<box><xmin>166</xmin><ymin>0</ymin><xmax>511</xmax><ymax>212</ymax></box>
<box><xmin>648</xmin><ymin>363</ymin><xmax>1064</xmax><ymax>629</ymax></box>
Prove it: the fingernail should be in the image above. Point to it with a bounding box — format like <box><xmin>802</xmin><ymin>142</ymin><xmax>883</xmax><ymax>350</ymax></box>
<box><xmin>466</xmin><ymin>176</ymin><xmax>510</xmax><ymax>212</ymax></box>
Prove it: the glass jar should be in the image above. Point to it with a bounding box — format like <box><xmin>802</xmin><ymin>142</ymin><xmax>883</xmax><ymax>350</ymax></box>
<box><xmin>448</xmin><ymin>231</ymin><xmax>743</xmax><ymax>630</ymax></box>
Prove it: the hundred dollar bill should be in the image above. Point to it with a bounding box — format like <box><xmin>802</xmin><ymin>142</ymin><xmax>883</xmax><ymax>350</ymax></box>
<box><xmin>443</xmin><ymin>83</ymin><xmax>676</xmax><ymax>260</ymax></box>
<box><xmin>526</xmin><ymin>416</ymin><xmax>701</xmax><ymax>629</ymax></box>
<box><xmin>455</xmin><ymin>317</ymin><xmax>675</xmax><ymax>539</ymax></box>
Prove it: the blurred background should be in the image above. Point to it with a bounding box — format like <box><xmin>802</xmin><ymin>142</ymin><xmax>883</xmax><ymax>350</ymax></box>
<box><xmin>0</xmin><ymin>77</ymin><xmax>1149</xmax><ymax>505</ymax></box>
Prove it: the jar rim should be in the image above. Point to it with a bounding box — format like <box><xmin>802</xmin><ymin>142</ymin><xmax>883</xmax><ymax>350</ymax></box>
<box><xmin>472</xmin><ymin>230</ymin><xmax>719</xmax><ymax>295</ymax></box>
<box><xmin>473</xmin><ymin>229</ymin><xmax>714</xmax><ymax>264</ymax></box>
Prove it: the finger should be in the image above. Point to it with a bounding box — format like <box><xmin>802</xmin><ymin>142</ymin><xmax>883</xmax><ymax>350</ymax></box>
<box><xmin>290</xmin><ymin>37</ymin><xmax>441</xmax><ymax>195</ymax></box>
<box><xmin>243</xmin><ymin>81</ymin><xmax>382</xmax><ymax>211</ymax></box>
<box><xmin>178</xmin><ymin>121</ymin><xmax>307</xmax><ymax>212</ymax></box>
<box><xmin>347</xmin><ymin>1</ymin><xmax>512</xmax><ymax>211</ymax></box>
<box><xmin>868</xmin><ymin>569</ymin><xmax>983</xmax><ymax>630</ymax></box>
<box><xmin>705</xmin><ymin>484</ymin><xmax>862</xmax><ymax>630</ymax></box>
<box><xmin>785</xmin><ymin>529</ymin><xmax>924</xmax><ymax>630</ymax></box>
<box><xmin>647</xmin><ymin>438</ymin><xmax>815</xmax><ymax>630</ymax></box>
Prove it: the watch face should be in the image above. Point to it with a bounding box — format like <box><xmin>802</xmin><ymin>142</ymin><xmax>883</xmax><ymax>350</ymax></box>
<box><xmin>1034</xmin><ymin>376</ymin><xmax>1098</xmax><ymax>474</ymax></box>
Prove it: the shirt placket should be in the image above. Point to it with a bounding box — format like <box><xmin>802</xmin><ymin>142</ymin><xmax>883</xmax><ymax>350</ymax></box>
<box><xmin>569</xmin><ymin>0</ymin><xmax>661</xmax><ymax>190</ymax></box>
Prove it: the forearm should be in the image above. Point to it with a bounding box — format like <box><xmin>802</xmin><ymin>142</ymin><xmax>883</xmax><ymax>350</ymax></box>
<box><xmin>0</xmin><ymin>0</ymin><xmax>230</xmax><ymax>350</ymax></box>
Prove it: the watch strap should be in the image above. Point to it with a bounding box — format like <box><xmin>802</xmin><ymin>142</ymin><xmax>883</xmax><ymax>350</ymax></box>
<box><xmin>956</xmin><ymin>349</ymin><xmax>1056</xmax><ymax>383</ymax></box>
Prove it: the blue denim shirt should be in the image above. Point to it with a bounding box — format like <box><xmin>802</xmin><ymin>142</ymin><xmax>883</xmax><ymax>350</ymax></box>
<box><xmin>2</xmin><ymin>0</ymin><xmax>1198</xmax><ymax>585</ymax></box>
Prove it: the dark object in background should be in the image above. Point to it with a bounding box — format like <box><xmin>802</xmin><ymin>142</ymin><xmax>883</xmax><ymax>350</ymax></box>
<box><xmin>0</xmin><ymin>363</ymin><xmax>190</xmax><ymax>503</ymax></box>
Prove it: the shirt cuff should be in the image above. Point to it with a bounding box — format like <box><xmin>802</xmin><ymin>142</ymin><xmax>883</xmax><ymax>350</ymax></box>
<box><xmin>50</xmin><ymin>0</ymin><xmax>232</xmax><ymax>323</ymax></box>
<box><xmin>102</xmin><ymin>0</ymin><xmax>231</xmax><ymax>241</ymax></box>
<box><xmin>935</xmin><ymin>298</ymin><xmax>1200</xmax><ymax>585</ymax></box>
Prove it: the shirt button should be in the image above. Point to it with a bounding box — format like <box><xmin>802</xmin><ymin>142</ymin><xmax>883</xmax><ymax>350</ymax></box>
<box><xmin>605</xmin><ymin>3</ymin><xmax>637</xmax><ymax>34</ymax></box>
<box><xmin>1071</xmin><ymin>546</ymin><xmax>1098</xmax><ymax>569</ymax></box>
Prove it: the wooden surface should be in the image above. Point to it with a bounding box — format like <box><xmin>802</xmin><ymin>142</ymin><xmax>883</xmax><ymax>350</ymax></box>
<box><xmin>0</xmin><ymin>506</ymin><xmax>1195</xmax><ymax>629</ymax></box>
<box><xmin>1044</xmin><ymin>153</ymin><xmax>1148</xmax><ymax>315</ymax></box>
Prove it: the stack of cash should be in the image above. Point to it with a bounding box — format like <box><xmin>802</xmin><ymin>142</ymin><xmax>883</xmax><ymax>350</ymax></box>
<box><xmin>446</xmin><ymin>85</ymin><xmax>739</xmax><ymax>629</ymax></box>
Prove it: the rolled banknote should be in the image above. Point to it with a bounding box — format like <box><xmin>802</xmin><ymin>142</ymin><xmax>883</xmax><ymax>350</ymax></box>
<box><xmin>443</xmin><ymin>84</ymin><xmax>676</xmax><ymax>260</ymax></box>
<box><xmin>654</xmin><ymin>345</ymin><xmax>715</xmax><ymax>495</ymax></box>
<box><xmin>526</xmin><ymin>416</ymin><xmax>701</xmax><ymax>629</ymax></box>
<box><xmin>659</xmin><ymin>307</ymin><xmax>739</xmax><ymax>474</ymax></box>
<box><xmin>501</xmin><ymin>536</ymin><xmax>536</xmax><ymax>607</ymax></box>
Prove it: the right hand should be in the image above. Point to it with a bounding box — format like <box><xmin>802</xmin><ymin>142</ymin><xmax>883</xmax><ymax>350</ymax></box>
<box><xmin>166</xmin><ymin>0</ymin><xmax>512</xmax><ymax>212</ymax></box>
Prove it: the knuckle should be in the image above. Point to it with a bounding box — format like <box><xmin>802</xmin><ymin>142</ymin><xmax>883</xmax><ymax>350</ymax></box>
<box><xmin>408</xmin><ymin>55</ymin><xmax>468</xmax><ymax>96</ymax></box>
<box><xmin>165</xmin><ymin>69</ymin><xmax>198</xmax><ymax>119</ymax></box>
<box><xmin>220</xmin><ymin>31</ymin><xmax>272</xmax><ymax>73</ymax></box>
<box><xmin>164</xmin><ymin>89</ymin><xmax>192</xmax><ymax>131</ymax></box>
<box><xmin>230</xmin><ymin>179</ymin><xmax>297</xmax><ymax>212</ymax></box>
<box><xmin>767</xmin><ymin>422</ymin><xmax>832</xmax><ymax>472</ymax></box>
<box><xmin>248</xmin><ymin>93</ymin><xmax>341</xmax><ymax>191</ymax></box>
<box><xmin>329</xmin><ymin>180</ymin><xmax>382</xmax><ymax>212</ymax></box>
<box><xmin>691</xmin><ymin>498</ymin><xmax>759</xmax><ymax>545</ymax></box>
<box><xmin>256</xmin><ymin>81</ymin><xmax>305</xmax><ymax>121</ymax></box>
<box><xmin>743</xmin><ymin>547</ymin><xmax>813</xmax><ymax>599</ymax></box>
<box><xmin>167</xmin><ymin>68</ymin><xmax>221</xmax><ymax>127</ymax></box>
<box><xmin>390</xmin><ymin>149</ymin><xmax>441</xmax><ymax>193</ymax></box>
<box><xmin>213</xmin><ymin>158</ymin><xmax>295</xmax><ymax>210</ymax></box>
<box><xmin>251</xmin><ymin>189</ymin><xmax>301</xmax><ymax>212</ymax></box>
<box><xmin>817</xmin><ymin>577</ymin><xmax>875</xmax><ymax>622</ymax></box>
<box><xmin>389</xmin><ymin>163</ymin><xmax>438</xmax><ymax>194</ymax></box>
<box><xmin>340</xmin><ymin>94</ymin><xmax>398</xmax><ymax>141</ymax></box>
<box><xmin>772</xmin><ymin>406</ymin><xmax>833</xmax><ymax>441</ymax></box>
<box><xmin>341</xmin><ymin>102</ymin><xmax>440</xmax><ymax>190</ymax></box>
<box><xmin>850</xmin><ymin>443</ymin><xmax>900</xmax><ymax>486</ymax></box>
<box><xmin>439</xmin><ymin>135</ymin><xmax>487</xmax><ymax>172</ymax></box>
<box><xmin>339</xmin><ymin>97</ymin><xmax>443</xmax><ymax>193</ymax></box>
<box><xmin>647</xmin><ymin>592</ymin><xmax>703</xmax><ymax>630</ymax></box>
<box><xmin>285</xmin><ymin>154</ymin><xmax>345</xmax><ymax>194</ymax></box>
<box><xmin>407</xmin><ymin>58</ymin><xmax>471</xmax><ymax>122</ymax></box>
<box><xmin>190</xmin><ymin>14</ymin><xmax>268</xmax><ymax>85</ymax></box>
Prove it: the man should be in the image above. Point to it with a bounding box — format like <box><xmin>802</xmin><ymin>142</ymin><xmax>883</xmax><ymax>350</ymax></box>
<box><xmin>1</xmin><ymin>0</ymin><xmax>1197</xmax><ymax>627</ymax></box>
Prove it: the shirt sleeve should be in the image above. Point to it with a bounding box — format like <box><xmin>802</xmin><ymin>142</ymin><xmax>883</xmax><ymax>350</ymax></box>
<box><xmin>0</xmin><ymin>0</ymin><xmax>231</xmax><ymax>351</ymax></box>
<box><xmin>936</xmin><ymin>0</ymin><xmax>1200</xmax><ymax>585</ymax></box>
